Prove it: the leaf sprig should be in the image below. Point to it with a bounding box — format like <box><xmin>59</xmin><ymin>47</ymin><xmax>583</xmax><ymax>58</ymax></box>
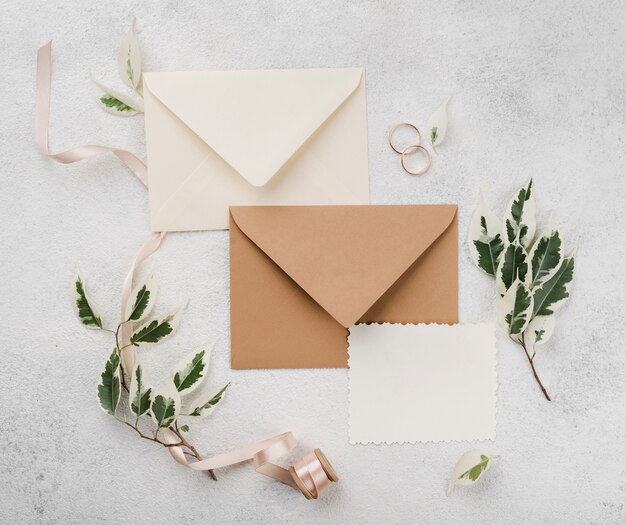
<box><xmin>94</xmin><ymin>17</ymin><xmax>144</xmax><ymax>116</ymax></box>
<box><xmin>468</xmin><ymin>179</ymin><xmax>575</xmax><ymax>400</ymax></box>
<box><xmin>73</xmin><ymin>268</ymin><xmax>229</xmax><ymax>479</ymax></box>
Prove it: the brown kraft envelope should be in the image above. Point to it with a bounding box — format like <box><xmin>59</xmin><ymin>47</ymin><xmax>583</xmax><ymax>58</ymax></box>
<box><xmin>229</xmin><ymin>205</ymin><xmax>458</xmax><ymax>369</ymax></box>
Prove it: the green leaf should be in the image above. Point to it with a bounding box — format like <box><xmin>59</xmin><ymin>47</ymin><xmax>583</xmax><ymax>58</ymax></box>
<box><xmin>425</xmin><ymin>96</ymin><xmax>451</xmax><ymax>148</ymax></box>
<box><xmin>99</xmin><ymin>94</ymin><xmax>135</xmax><ymax>112</ymax></box>
<box><xmin>448</xmin><ymin>450</ymin><xmax>498</xmax><ymax>495</ymax></box>
<box><xmin>173</xmin><ymin>350</ymin><xmax>209</xmax><ymax>393</ymax></box>
<box><xmin>525</xmin><ymin>315</ymin><xmax>556</xmax><ymax>358</ymax></box>
<box><xmin>188</xmin><ymin>383</ymin><xmax>230</xmax><ymax>417</ymax></box>
<box><xmin>459</xmin><ymin>455</ymin><xmax>490</xmax><ymax>481</ymax></box>
<box><xmin>529</xmin><ymin>230</ymin><xmax>562</xmax><ymax>289</ymax></box>
<box><xmin>129</xmin><ymin>364</ymin><xmax>152</xmax><ymax>416</ymax></box>
<box><xmin>180</xmin><ymin>425</ymin><xmax>190</xmax><ymax>433</ymax></box>
<box><xmin>496</xmin><ymin>242</ymin><xmax>528</xmax><ymax>295</ymax></box>
<box><xmin>430</xmin><ymin>126</ymin><xmax>438</xmax><ymax>145</ymax></box>
<box><xmin>93</xmin><ymin>81</ymin><xmax>141</xmax><ymax>116</ymax></box>
<box><xmin>504</xmin><ymin>179</ymin><xmax>535</xmax><ymax>248</ymax></box>
<box><xmin>498</xmin><ymin>280</ymin><xmax>534</xmax><ymax>336</ymax></box>
<box><xmin>532</xmin><ymin>256</ymin><xmax>575</xmax><ymax>317</ymax></box>
<box><xmin>97</xmin><ymin>349</ymin><xmax>121</xmax><ymax>416</ymax></box>
<box><xmin>151</xmin><ymin>381</ymin><xmax>180</xmax><ymax>428</ymax></box>
<box><xmin>124</xmin><ymin>269</ymin><xmax>157</xmax><ymax>322</ymax></box>
<box><xmin>73</xmin><ymin>269</ymin><xmax>102</xmax><ymax>329</ymax></box>
<box><xmin>117</xmin><ymin>17</ymin><xmax>142</xmax><ymax>90</ymax></box>
<box><xmin>130</xmin><ymin>307</ymin><xmax>184</xmax><ymax>347</ymax></box>
<box><xmin>467</xmin><ymin>191</ymin><xmax>505</xmax><ymax>276</ymax></box>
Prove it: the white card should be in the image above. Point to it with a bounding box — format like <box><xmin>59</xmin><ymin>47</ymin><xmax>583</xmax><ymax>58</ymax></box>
<box><xmin>348</xmin><ymin>323</ymin><xmax>497</xmax><ymax>444</ymax></box>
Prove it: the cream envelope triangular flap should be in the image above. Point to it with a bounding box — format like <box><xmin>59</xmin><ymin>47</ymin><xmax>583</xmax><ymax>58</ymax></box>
<box><xmin>144</xmin><ymin>68</ymin><xmax>362</xmax><ymax>187</ymax></box>
<box><xmin>143</xmin><ymin>68</ymin><xmax>370</xmax><ymax>231</ymax></box>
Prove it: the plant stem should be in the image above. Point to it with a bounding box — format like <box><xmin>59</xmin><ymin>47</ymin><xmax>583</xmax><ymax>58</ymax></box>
<box><xmin>171</xmin><ymin>422</ymin><xmax>217</xmax><ymax>481</ymax></box>
<box><xmin>122</xmin><ymin>421</ymin><xmax>217</xmax><ymax>480</ymax></box>
<box><xmin>520</xmin><ymin>332</ymin><xmax>551</xmax><ymax>401</ymax></box>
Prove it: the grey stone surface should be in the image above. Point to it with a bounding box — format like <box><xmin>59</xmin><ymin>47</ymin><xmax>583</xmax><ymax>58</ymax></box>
<box><xmin>1</xmin><ymin>1</ymin><xmax>625</xmax><ymax>523</ymax></box>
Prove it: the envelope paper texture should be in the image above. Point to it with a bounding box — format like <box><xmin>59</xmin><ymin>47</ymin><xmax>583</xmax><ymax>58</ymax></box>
<box><xmin>143</xmin><ymin>68</ymin><xmax>369</xmax><ymax>231</ymax></box>
<box><xmin>229</xmin><ymin>205</ymin><xmax>458</xmax><ymax>369</ymax></box>
<box><xmin>348</xmin><ymin>323</ymin><xmax>497</xmax><ymax>444</ymax></box>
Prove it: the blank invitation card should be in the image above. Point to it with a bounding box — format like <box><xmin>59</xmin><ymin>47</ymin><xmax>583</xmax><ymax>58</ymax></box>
<box><xmin>348</xmin><ymin>323</ymin><xmax>497</xmax><ymax>444</ymax></box>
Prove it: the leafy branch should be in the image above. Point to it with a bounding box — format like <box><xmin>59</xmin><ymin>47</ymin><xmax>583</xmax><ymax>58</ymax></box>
<box><xmin>468</xmin><ymin>179</ymin><xmax>575</xmax><ymax>401</ymax></box>
<box><xmin>73</xmin><ymin>267</ymin><xmax>229</xmax><ymax>479</ymax></box>
<box><xmin>94</xmin><ymin>17</ymin><xmax>144</xmax><ymax>116</ymax></box>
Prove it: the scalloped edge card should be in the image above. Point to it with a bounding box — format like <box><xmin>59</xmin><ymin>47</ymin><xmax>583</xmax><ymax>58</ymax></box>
<box><xmin>348</xmin><ymin>323</ymin><xmax>497</xmax><ymax>444</ymax></box>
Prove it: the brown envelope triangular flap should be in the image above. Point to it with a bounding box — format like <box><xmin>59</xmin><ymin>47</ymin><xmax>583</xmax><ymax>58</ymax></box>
<box><xmin>143</xmin><ymin>69</ymin><xmax>363</xmax><ymax>188</ymax></box>
<box><xmin>230</xmin><ymin>205</ymin><xmax>458</xmax><ymax>328</ymax></box>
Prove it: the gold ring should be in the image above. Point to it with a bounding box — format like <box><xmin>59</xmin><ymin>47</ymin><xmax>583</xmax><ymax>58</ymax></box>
<box><xmin>400</xmin><ymin>145</ymin><xmax>431</xmax><ymax>176</ymax></box>
<box><xmin>388</xmin><ymin>123</ymin><xmax>421</xmax><ymax>155</ymax></box>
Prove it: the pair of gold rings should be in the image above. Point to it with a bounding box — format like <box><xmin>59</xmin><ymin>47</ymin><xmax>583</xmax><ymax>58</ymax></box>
<box><xmin>388</xmin><ymin>123</ymin><xmax>432</xmax><ymax>176</ymax></box>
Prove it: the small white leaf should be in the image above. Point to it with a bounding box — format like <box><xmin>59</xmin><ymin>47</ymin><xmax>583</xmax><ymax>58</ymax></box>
<box><xmin>528</xmin><ymin>228</ymin><xmax>562</xmax><ymax>290</ymax></box>
<box><xmin>117</xmin><ymin>17</ymin><xmax>142</xmax><ymax>90</ymax></box>
<box><xmin>525</xmin><ymin>315</ymin><xmax>556</xmax><ymax>358</ymax></box>
<box><xmin>503</xmin><ymin>178</ymin><xmax>536</xmax><ymax>248</ymax></box>
<box><xmin>448</xmin><ymin>450</ymin><xmax>498</xmax><ymax>495</ymax></box>
<box><xmin>497</xmin><ymin>279</ymin><xmax>534</xmax><ymax>336</ymax></box>
<box><xmin>173</xmin><ymin>348</ymin><xmax>211</xmax><ymax>394</ymax></box>
<box><xmin>467</xmin><ymin>190</ymin><xmax>505</xmax><ymax>276</ymax></box>
<box><xmin>73</xmin><ymin>267</ymin><xmax>103</xmax><ymax>329</ymax></box>
<box><xmin>124</xmin><ymin>267</ymin><xmax>157</xmax><ymax>323</ymax></box>
<box><xmin>188</xmin><ymin>383</ymin><xmax>230</xmax><ymax>417</ymax></box>
<box><xmin>495</xmin><ymin>242</ymin><xmax>529</xmax><ymax>296</ymax></box>
<box><xmin>129</xmin><ymin>305</ymin><xmax>186</xmax><ymax>347</ymax></box>
<box><xmin>129</xmin><ymin>363</ymin><xmax>152</xmax><ymax>416</ymax></box>
<box><xmin>426</xmin><ymin>97</ymin><xmax>451</xmax><ymax>149</ymax></box>
<box><xmin>93</xmin><ymin>81</ymin><xmax>142</xmax><ymax>116</ymax></box>
<box><xmin>151</xmin><ymin>378</ymin><xmax>181</xmax><ymax>428</ymax></box>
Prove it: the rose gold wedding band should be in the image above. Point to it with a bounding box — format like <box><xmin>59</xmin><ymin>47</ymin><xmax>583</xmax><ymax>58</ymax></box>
<box><xmin>388</xmin><ymin>123</ymin><xmax>421</xmax><ymax>154</ymax></box>
<box><xmin>400</xmin><ymin>144</ymin><xmax>431</xmax><ymax>176</ymax></box>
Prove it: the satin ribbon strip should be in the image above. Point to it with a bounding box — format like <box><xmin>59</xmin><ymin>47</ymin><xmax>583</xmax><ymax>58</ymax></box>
<box><xmin>36</xmin><ymin>41</ymin><xmax>337</xmax><ymax>500</ymax></box>
<box><xmin>36</xmin><ymin>41</ymin><xmax>148</xmax><ymax>187</ymax></box>
<box><xmin>163</xmin><ymin>430</ymin><xmax>337</xmax><ymax>499</ymax></box>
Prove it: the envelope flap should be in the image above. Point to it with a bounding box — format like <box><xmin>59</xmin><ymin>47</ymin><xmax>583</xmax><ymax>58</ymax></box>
<box><xmin>143</xmin><ymin>68</ymin><xmax>363</xmax><ymax>187</ymax></box>
<box><xmin>230</xmin><ymin>205</ymin><xmax>458</xmax><ymax>328</ymax></box>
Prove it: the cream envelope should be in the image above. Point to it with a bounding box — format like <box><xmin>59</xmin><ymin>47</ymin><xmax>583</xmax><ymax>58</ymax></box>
<box><xmin>143</xmin><ymin>68</ymin><xmax>370</xmax><ymax>231</ymax></box>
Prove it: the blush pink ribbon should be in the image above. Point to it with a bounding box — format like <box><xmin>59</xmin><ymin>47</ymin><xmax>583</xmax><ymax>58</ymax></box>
<box><xmin>36</xmin><ymin>41</ymin><xmax>337</xmax><ymax>499</ymax></box>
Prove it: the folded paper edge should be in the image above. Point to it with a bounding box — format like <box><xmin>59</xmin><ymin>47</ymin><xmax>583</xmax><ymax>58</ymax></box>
<box><xmin>143</xmin><ymin>68</ymin><xmax>364</xmax><ymax>188</ymax></box>
<box><xmin>229</xmin><ymin>205</ymin><xmax>458</xmax><ymax>328</ymax></box>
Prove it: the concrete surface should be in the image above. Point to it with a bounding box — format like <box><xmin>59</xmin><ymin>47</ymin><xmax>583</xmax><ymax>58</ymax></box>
<box><xmin>1</xmin><ymin>1</ymin><xmax>625</xmax><ymax>523</ymax></box>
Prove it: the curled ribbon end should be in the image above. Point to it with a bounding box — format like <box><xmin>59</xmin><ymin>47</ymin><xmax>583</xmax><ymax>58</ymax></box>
<box><xmin>289</xmin><ymin>448</ymin><xmax>338</xmax><ymax>500</ymax></box>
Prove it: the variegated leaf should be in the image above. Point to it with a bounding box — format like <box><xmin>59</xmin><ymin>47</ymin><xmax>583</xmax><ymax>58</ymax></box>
<box><xmin>130</xmin><ymin>306</ymin><xmax>185</xmax><ymax>347</ymax></box>
<box><xmin>97</xmin><ymin>349</ymin><xmax>121</xmax><ymax>416</ymax></box>
<box><xmin>532</xmin><ymin>256</ymin><xmax>575</xmax><ymax>317</ymax></box>
<box><xmin>118</xmin><ymin>17</ymin><xmax>142</xmax><ymax>90</ymax></box>
<box><xmin>528</xmin><ymin>229</ymin><xmax>562</xmax><ymax>289</ymax></box>
<box><xmin>498</xmin><ymin>280</ymin><xmax>534</xmax><ymax>336</ymax></box>
<box><xmin>151</xmin><ymin>379</ymin><xmax>180</xmax><ymax>428</ymax></box>
<box><xmin>447</xmin><ymin>450</ymin><xmax>498</xmax><ymax>495</ymax></box>
<box><xmin>504</xmin><ymin>179</ymin><xmax>536</xmax><ymax>248</ymax></box>
<box><xmin>525</xmin><ymin>315</ymin><xmax>556</xmax><ymax>358</ymax></box>
<box><xmin>73</xmin><ymin>268</ymin><xmax>102</xmax><ymax>329</ymax></box>
<box><xmin>188</xmin><ymin>383</ymin><xmax>230</xmax><ymax>417</ymax></box>
<box><xmin>93</xmin><ymin>81</ymin><xmax>141</xmax><ymax>116</ymax></box>
<box><xmin>129</xmin><ymin>363</ymin><xmax>152</xmax><ymax>416</ymax></box>
<box><xmin>468</xmin><ymin>190</ymin><xmax>505</xmax><ymax>276</ymax></box>
<box><xmin>124</xmin><ymin>268</ymin><xmax>157</xmax><ymax>323</ymax></box>
<box><xmin>496</xmin><ymin>242</ymin><xmax>529</xmax><ymax>295</ymax></box>
<box><xmin>173</xmin><ymin>349</ymin><xmax>210</xmax><ymax>394</ymax></box>
<box><xmin>426</xmin><ymin>97</ymin><xmax>451</xmax><ymax>150</ymax></box>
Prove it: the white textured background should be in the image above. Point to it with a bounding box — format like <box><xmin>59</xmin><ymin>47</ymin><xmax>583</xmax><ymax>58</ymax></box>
<box><xmin>2</xmin><ymin>1</ymin><xmax>625</xmax><ymax>523</ymax></box>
